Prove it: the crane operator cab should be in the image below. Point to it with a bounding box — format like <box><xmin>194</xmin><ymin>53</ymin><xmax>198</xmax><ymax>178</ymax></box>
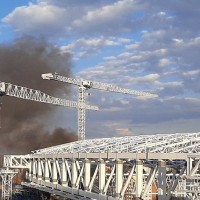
<box><xmin>82</xmin><ymin>80</ymin><xmax>92</xmax><ymax>89</ymax></box>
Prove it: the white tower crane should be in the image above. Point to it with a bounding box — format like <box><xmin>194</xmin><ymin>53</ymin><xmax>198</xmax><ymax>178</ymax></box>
<box><xmin>41</xmin><ymin>73</ymin><xmax>157</xmax><ymax>141</ymax></box>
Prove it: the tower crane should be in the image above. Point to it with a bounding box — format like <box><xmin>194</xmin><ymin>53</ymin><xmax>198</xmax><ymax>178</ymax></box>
<box><xmin>41</xmin><ymin>73</ymin><xmax>157</xmax><ymax>140</ymax></box>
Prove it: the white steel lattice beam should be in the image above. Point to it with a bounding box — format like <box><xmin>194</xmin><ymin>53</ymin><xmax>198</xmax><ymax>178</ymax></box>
<box><xmin>33</xmin><ymin>132</ymin><xmax>200</xmax><ymax>154</ymax></box>
<box><xmin>0</xmin><ymin>81</ymin><xmax>98</xmax><ymax>111</ymax></box>
<box><xmin>78</xmin><ymin>87</ymin><xmax>86</xmax><ymax>140</ymax></box>
<box><xmin>3</xmin><ymin>155</ymin><xmax>30</xmax><ymax>169</ymax></box>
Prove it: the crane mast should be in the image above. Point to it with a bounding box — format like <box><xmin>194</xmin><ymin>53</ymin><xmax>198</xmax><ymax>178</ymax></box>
<box><xmin>0</xmin><ymin>81</ymin><xmax>98</xmax><ymax>110</ymax></box>
<box><xmin>42</xmin><ymin>73</ymin><xmax>157</xmax><ymax>140</ymax></box>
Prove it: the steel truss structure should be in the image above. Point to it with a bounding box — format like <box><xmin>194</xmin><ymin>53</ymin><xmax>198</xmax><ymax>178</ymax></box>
<box><xmin>0</xmin><ymin>168</ymin><xmax>17</xmax><ymax>200</ymax></box>
<box><xmin>33</xmin><ymin>132</ymin><xmax>200</xmax><ymax>154</ymax></box>
<box><xmin>0</xmin><ymin>81</ymin><xmax>98</xmax><ymax>110</ymax></box>
<box><xmin>3</xmin><ymin>132</ymin><xmax>200</xmax><ymax>200</ymax></box>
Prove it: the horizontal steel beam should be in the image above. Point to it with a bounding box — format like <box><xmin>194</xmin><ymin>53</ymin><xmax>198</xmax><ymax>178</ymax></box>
<box><xmin>30</xmin><ymin>152</ymin><xmax>192</xmax><ymax>160</ymax></box>
<box><xmin>23</xmin><ymin>178</ymin><xmax>115</xmax><ymax>200</ymax></box>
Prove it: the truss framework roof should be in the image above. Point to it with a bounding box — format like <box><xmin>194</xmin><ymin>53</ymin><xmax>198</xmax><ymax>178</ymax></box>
<box><xmin>33</xmin><ymin>132</ymin><xmax>200</xmax><ymax>154</ymax></box>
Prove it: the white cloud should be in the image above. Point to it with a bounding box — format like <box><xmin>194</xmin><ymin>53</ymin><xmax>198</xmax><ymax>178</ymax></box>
<box><xmin>2</xmin><ymin>0</ymin><xmax>146</xmax><ymax>38</ymax></box>
<box><xmin>118</xmin><ymin>38</ymin><xmax>132</xmax><ymax>43</ymax></box>
<box><xmin>126</xmin><ymin>43</ymin><xmax>140</xmax><ymax>49</ymax></box>
<box><xmin>125</xmin><ymin>74</ymin><xmax>160</xmax><ymax>84</ymax></box>
<box><xmin>173</xmin><ymin>38</ymin><xmax>183</xmax><ymax>45</ymax></box>
<box><xmin>2</xmin><ymin>2</ymin><xmax>68</xmax><ymax>37</ymax></box>
<box><xmin>159</xmin><ymin>58</ymin><xmax>171</xmax><ymax>67</ymax></box>
<box><xmin>157</xmin><ymin>11</ymin><xmax>166</xmax><ymax>17</ymax></box>
<box><xmin>62</xmin><ymin>37</ymin><xmax>120</xmax><ymax>51</ymax></box>
<box><xmin>72</xmin><ymin>0</ymin><xmax>136</xmax><ymax>31</ymax></box>
<box><xmin>61</xmin><ymin>37</ymin><xmax>124</xmax><ymax>59</ymax></box>
<box><xmin>183</xmin><ymin>70</ymin><xmax>200</xmax><ymax>76</ymax></box>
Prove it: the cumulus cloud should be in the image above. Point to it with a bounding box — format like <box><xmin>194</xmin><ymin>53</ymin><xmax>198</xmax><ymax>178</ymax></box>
<box><xmin>61</xmin><ymin>36</ymin><xmax>132</xmax><ymax>60</ymax></box>
<box><xmin>2</xmin><ymin>2</ymin><xmax>69</xmax><ymax>37</ymax></box>
<box><xmin>72</xmin><ymin>0</ymin><xmax>141</xmax><ymax>34</ymax></box>
<box><xmin>2</xmin><ymin>0</ymin><xmax>144</xmax><ymax>38</ymax></box>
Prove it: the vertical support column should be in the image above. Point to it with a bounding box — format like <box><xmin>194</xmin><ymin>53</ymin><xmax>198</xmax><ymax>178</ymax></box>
<box><xmin>52</xmin><ymin>159</ymin><xmax>58</xmax><ymax>184</ymax></box>
<box><xmin>26</xmin><ymin>161</ymin><xmax>32</xmax><ymax>181</ymax></box>
<box><xmin>158</xmin><ymin>160</ymin><xmax>166</xmax><ymax>200</ymax></box>
<box><xmin>72</xmin><ymin>159</ymin><xmax>78</xmax><ymax>188</ymax></box>
<box><xmin>116</xmin><ymin>159</ymin><xmax>123</xmax><ymax>198</ymax></box>
<box><xmin>29</xmin><ymin>159</ymin><xmax>33</xmax><ymax>180</ymax></box>
<box><xmin>44</xmin><ymin>159</ymin><xmax>50</xmax><ymax>182</ymax></box>
<box><xmin>99</xmin><ymin>159</ymin><xmax>105</xmax><ymax>194</ymax></box>
<box><xmin>84</xmin><ymin>159</ymin><xmax>91</xmax><ymax>191</ymax></box>
<box><xmin>187</xmin><ymin>157</ymin><xmax>193</xmax><ymax>175</ymax></box>
<box><xmin>136</xmin><ymin>160</ymin><xmax>143</xmax><ymax>200</ymax></box>
<box><xmin>37</xmin><ymin>159</ymin><xmax>42</xmax><ymax>181</ymax></box>
<box><xmin>61</xmin><ymin>159</ymin><xmax>67</xmax><ymax>187</ymax></box>
<box><xmin>32</xmin><ymin>159</ymin><xmax>36</xmax><ymax>179</ymax></box>
<box><xmin>0</xmin><ymin>168</ymin><xmax>16</xmax><ymax>200</ymax></box>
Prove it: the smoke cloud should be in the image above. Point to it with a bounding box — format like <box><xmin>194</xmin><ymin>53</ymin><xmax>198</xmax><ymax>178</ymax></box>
<box><xmin>0</xmin><ymin>37</ymin><xmax>77</xmax><ymax>154</ymax></box>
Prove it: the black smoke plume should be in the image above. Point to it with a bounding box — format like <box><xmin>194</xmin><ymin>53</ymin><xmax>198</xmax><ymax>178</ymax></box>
<box><xmin>0</xmin><ymin>37</ymin><xmax>77</xmax><ymax>154</ymax></box>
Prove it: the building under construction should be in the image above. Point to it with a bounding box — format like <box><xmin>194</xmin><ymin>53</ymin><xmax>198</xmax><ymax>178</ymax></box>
<box><xmin>0</xmin><ymin>74</ymin><xmax>200</xmax><ymax>199</ymax></box>
<box><xmin>0</xmin><ymin>132</ymin><xmax>200</xmax><ymax>200</ymax></box>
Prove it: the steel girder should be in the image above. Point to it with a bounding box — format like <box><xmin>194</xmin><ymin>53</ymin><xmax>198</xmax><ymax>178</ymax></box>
<box><xmin>3</xmin><ymin>155</ymin><xmax>31</xmax><ymax>169</ymax></box>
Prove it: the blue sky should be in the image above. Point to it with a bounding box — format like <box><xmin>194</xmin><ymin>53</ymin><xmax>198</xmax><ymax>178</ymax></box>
<box><xmin>1</xmin><ymin>0</ymin><xmax>200</xmax><ymax>139</ymax></box>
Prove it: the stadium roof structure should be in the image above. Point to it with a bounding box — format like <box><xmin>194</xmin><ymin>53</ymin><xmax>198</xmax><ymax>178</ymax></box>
<box><xmin>33</xmin><ymin>132</ymin><xmax>200</xmax><ymax>154</ymax></box>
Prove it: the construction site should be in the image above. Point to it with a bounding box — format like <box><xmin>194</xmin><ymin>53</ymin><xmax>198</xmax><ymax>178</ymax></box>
<box><xmin>0</xmin><ymin>39</ymin><xmax>199</xmax><ymax>200</ymax></box>
<box><xmin>1</xmin><ymin>72</ymin><xmax>200</xmax><ymax>200</ymax></box>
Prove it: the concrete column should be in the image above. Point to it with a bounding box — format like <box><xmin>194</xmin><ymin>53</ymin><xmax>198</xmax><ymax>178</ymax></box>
<box><xmin>27</xmin><ymin>162</ymin><xmax>32</xmax><ymax>181</ymax></box>
<box><xmin>158</xmin><ymin>160</ymin><xmax>166</xmax><ymax>200</ymax></box>
<box><xmin>52</xmin><ymin>159</ymin><xmax>58</xmax><ymax>184</ymax></box>
<box><xmin>37</xmin><ymin>160</ymin><xmax>42</xmax><ymax>181</ymax></box>
<box><xmin>99</xmin><ymin>159</ymin><xmax>105</xmax><ymax>194</ymax></box>
<box><xmin>61</xmin><ymin>159</ymin><xmax>67</xmax><ymax>187</ymax></box>
<box><xmin>30</xmin><ymin>159</ymin><xmax>33</xmax><ymax>179</ymax></box>
<box><xmin>187</xmin><ymin>157</ymin><xmax>193</xmax><ymax>175</ymax></box>
<box><xmin>72</xmin><ymin>159</ymin><xmax>78</xmax><ymax>188</ymax></box>
<box><xmin>44</xmin><ymin>160</ymin><xmax>50</xmax><ymax>182</ymax></box>
<box><xmin>116</xmin><ymin>159</ymin><xmax>123</xmax><ymax>198</ymax></box>
<box><xmin>136</xmin><ymin>160</ymin><xmax>143</xmax><ymax>200</ymax></box>
<box><xmin>32</xmin><ymin>159</ymin><xmax>36</xmax><ymax>179</ymax></box>
<box><xmin>84</xmin><ymin>159</ymin><xmax>91</xmax><ymax>191</ymax></box>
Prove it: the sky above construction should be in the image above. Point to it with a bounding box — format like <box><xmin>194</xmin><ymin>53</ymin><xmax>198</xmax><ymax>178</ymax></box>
<box><xmin>0</xmin><ymin>0</ymin><xmax>200</xmax><ymax>139</ymax></box>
